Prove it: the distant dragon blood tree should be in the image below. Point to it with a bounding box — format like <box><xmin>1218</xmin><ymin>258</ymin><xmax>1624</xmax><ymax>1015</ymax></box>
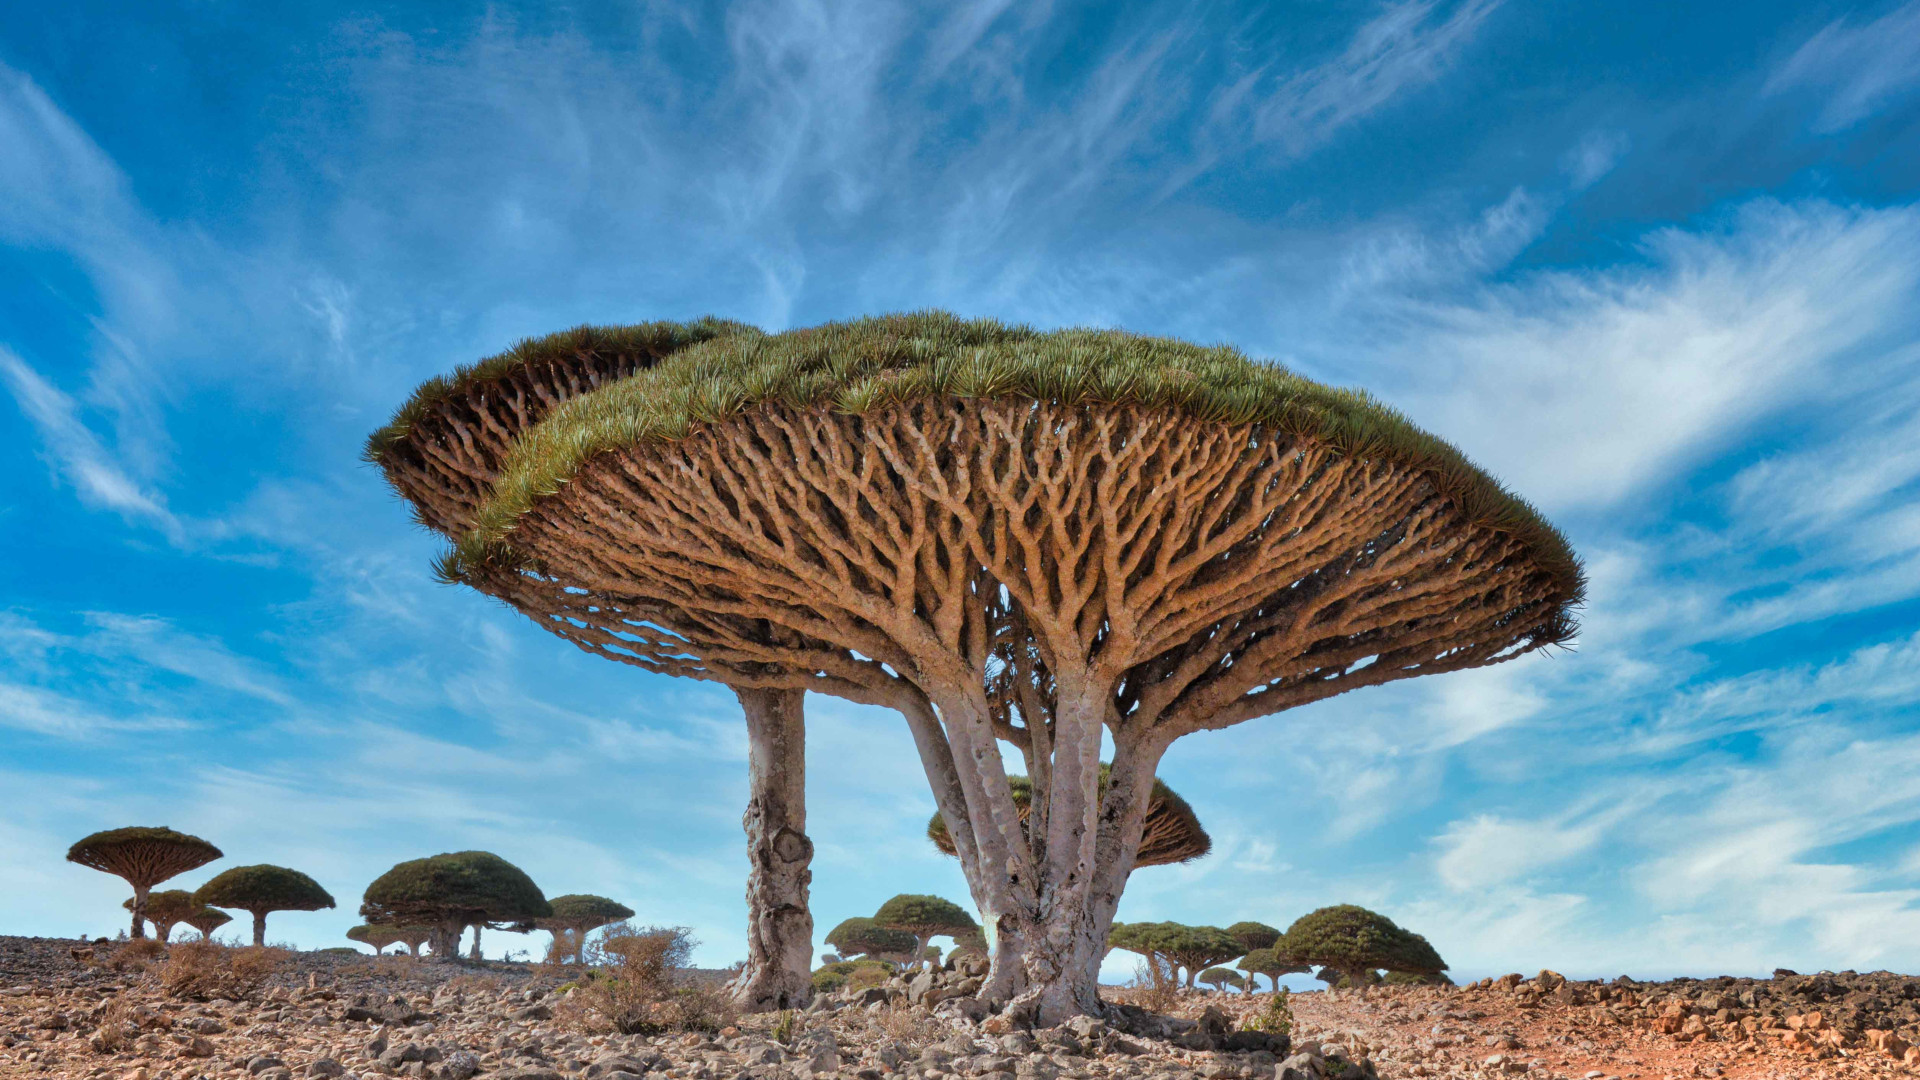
<box><xmin>366</xmin><ymin>320</ymin><xmax>818</xmax><ymax>1010</ymax></box>
<box><xmin>927</xmin><ymin>769</ymin><xmax>1209</xmax><ymax>869</ymax></box>
<box><xmin>873</xmin><ymin>894</ymin><xmax>978</xmax><ymax>973</ymax></box>
<box><xmin>195</xmin><ymin>865</ymin><xmax>336</xmax><ymax>946</ymax></box>
<box><xmin>361</xmin><ymin>851</ymin><xmax>550</xmax><ymax>960</ymax></box>
<box><xmin>537</xmin><ymin>894</ymin><xmax>635</xmax><ymax>964</ymax></box>
<box><xmin>1279</xmin><ymin>904</ymin><xmax>1448</xmax><ymax>989</ymax></box>
<box><xmin>67</xmin><ymin>827</ymin><xmax>222</xmax><ymax>940</ymax></box>
<box><xmin>823</xmin><ymin>917</ymin><xmax>918</xmax><ymax>965</ymax></box>
<box><xmin>184</xmin><ymin>907</ymin><xmax>232</xmax><ymax>942</ymax></box>
<box><xmin>124</xmin><ymin>889</ymin><xmax>200</xmax><ymax>942</ymax></box>
<box><xmin>387</xmin><ymin>313</ymin><xmax>1582</xmax><ymax>1024</ymax></box>
<box><xmin>347</xmin><ymin>924</ymin><xmax>404</xmax><ymax>955</ymax></box>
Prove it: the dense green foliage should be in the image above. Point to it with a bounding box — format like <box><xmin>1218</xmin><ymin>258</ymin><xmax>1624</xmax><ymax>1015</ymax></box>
<box><xmin>346</xmin><ymin>924</ymin><xmax>403</xmax><ymax>952</ymax></box>
<box><xmin>823</xmin><ymin>916</ymin><xmax>918</xmax><ymax>960</ymax></box>
<box><xmin>365</xmin><ymin>318</ymin><xmax>757</xmax><ymax>466</ymax></box>
<box><xmin>196</xmin><ymin>865</ymin><xmax>335</xmax><ymax>913</ymax></box>
<box><xmin>1226</xmin><ymin>921</ymin><xmax>1281</xmax><ymax>952</ymax></box>
<box><xmin>810</xmin><ymin>959</ymin><xmax>894</xmax><ymax>992</ymax></box>
<box><xmin>545</xmin><ymin>894</ymin><xmax>635</xmax><ymax>926</ymax></box>
<box><xmin>1238</xmin><ymin>946</ymin><xmax>1310</xmax><ymax>990</ymax></box>
<box><xmin>124</xmin><ymin>890</ymin><xmax>200</xmax><ymax>937</ymax></box>
<box><xmin>183</xmin><ymin>907</ymin><xmax>231</xmax><ymax>939</ymax></box>
<box><xmin>360</xmin><ymin>851</ymin><xmax>551</xmax><ymax>933</ymax></box>
<box><xmin>1109</xmin><ymin>922</ymin><xmax>1245</xmax><ymax>987</ymax></box>
<box><xmin>66</xmin><ymin>827</ymin><xmax>222</xmax><ymax>880</ymax></box>
<box><xmin>1198</xmin><ymin>966</ymin><xmax>1247</xmax><ymax>992</ymax></box>
<box><xmin>1384</xmin><ymin>970</ymin><xmax>1455</xmax><ymax>986</ymax></box>
<box><xmin>925</xmin><ymin>767</ymin><xmax>1211</xmax><ymax>868</ymax></box>
<box><xmin>872</xmin><ymin>895</ymin><xmax>977</xmax><ymax>937</ymax></box>
<box><xmin>449</xmin><ymin>312</ymin><xmax>1582</xmax><ymax>608</ymax></box>
<box><xmin>1278</xmin><ymin>905</ymin><xmax>1447</xmax><ymax>984</ymax></box>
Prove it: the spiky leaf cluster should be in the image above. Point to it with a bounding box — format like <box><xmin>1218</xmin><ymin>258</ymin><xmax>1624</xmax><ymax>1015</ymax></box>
<box><xmin>450</xmin><ymin>312</ymin><xmax>1583</xmax><ymax>608</ymax></box>
<box><xmin>360</xmin><ymin>851</ymin><xmax>551</xmax><ymax>930</ymax></box>
<box><xmin>1278</xmin><ymin>905</ymin><xmax>1446</xmax><ymax>978</ymax></box>
<box><xmin>195</xmin><ymin>865</ymin><xmax>335</xmax><ymax>914</ymax></box>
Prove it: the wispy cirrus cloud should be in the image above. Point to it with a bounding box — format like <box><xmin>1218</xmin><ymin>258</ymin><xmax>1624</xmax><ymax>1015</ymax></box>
<box><xmin>1766</xmin><ymin>0</ymin><xmax>1920</xmax><ymax>133</ymax></box>
<box><xmin>0</xmin><ymin>347</ymin><xmax>182</xmax><ymax>539</ymax></box>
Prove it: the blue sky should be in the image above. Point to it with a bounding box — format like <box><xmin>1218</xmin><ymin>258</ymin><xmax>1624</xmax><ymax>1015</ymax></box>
<box><xmin>3</xmin><ymin>0</ymin><xmax>1920</xmax><ymax>983</ymax></box>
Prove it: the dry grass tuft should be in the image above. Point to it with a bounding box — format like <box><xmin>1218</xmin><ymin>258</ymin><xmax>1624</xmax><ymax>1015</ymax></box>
<box><xmin>107</xmin><ymin>937</ymin><xmax>167</xmax><ymax>973</ymax></box>
<box><xmin>157</xmin><ymin>941</ymin><xmax>287</xmax><ymax>1001</ymax></box>
<box><xmin>556</xmin><ymin>923</ymin><xmax>735</xmax><ymax>1036</ymax></box>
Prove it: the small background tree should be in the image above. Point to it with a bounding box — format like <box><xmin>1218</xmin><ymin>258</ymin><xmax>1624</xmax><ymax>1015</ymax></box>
<box><xmin>1227</xmin><ymin>920</ymin><xmax>1280</xmax><ymax>953</ymax></box>
<box><xmin>347</xmin><ymin>924</ymin><xmax>404</xmax><ymax>954</ymax></box>
<box><xmin>538</xmin><ymin>894</ymin><xmax>635</xmax><ymax>964</ymax></box>
<box><xmin>1160</xmin><ymin>925</ymin><xmax>1244</xmax><ymax>989</ymax></box>
<box><xmin>361</xmin><ymin>851</ymin><xmax>551</xmax><ymax>960</ymax></box>
<box><xmin>823</xmin><ymin>916</ymin><xmax>918</xmax><ymax>964</ymax></box>
<box><xmin>67</xmin><ymin>827</ymin><xmax>222</xmax><ymax>939</ymax></box>
<box><xmin>926</xmin><ymin>769</ymin><xmax>1211</xmax><ymax>868</ymax></box>
<box><xmin>1278</xmin><ymin>905</ymin><xmax>1447</xmax><ymax>989</ymax></box>
<box><xmin>1238</xmin><ymin>946</ymin><xmax>1309</xmax><ymax>992</ymax></box>
<box><xmin>872</xmin><ymin>895</ymin><xmax>977</xmax><ymax>973</ymax></box>
<box><xmin>123</xmin><ymin>889</ymin><xmax>200</xmax><ymax>942</ymax></box>
<box><xmin>184</xmin><ymin>907</ymin><xmax>232</xmax><ymax>942</ymax></box>
<box><xmin>195</xmin><ymin>865</ymin><xmax>336</xmax><ymax>946</ymax></box>
<box><xmin>1198</xmin><ymin>966</ymin><xmax>1247</xmax><ymax>993</ymax></box>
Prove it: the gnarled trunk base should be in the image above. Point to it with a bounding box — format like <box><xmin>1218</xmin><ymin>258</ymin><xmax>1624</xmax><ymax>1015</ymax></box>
<box><xmin>730</xmin><ymin>687</ymin><xmax>814</xmax><ymax>1012</ymax></box>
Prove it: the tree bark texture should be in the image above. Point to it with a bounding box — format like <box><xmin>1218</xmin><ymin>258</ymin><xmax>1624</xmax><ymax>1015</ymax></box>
<box><xmin>129</xmin><ymin>885</ymin><xmax>149</xmax><ymax>940</ymax></box>
<box><xmin>252</xmin><ymin>911</ymin><xmax>267</xmax><ymax>948</ymax></box>
<box><xmin>472</xmin><ymin>400</ymin><xmax>1578</xmax><ymax>1021</ymax></box>
<box><xmin>729</xmin><ymin>686</ymin><xmax>815</xmax><ymax>1012</ymax></box>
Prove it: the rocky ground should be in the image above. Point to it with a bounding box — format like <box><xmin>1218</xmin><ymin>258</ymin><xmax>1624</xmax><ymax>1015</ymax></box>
<box><xmin>3</xmin><ymin>936</ymin><xmax>1918</xmax><ymax>1080</ymax></box>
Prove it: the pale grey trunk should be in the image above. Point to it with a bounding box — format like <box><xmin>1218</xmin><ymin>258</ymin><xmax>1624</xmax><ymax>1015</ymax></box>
<box><xmin>470</xmin><ymin>922</ymin><xmax>483</xmax><ymax>961</ymax></box>
<box><xmin>729</xmin><ymin>687</ymin><xmax>815</xmax><ymax>1012</ymax></box>
<box><xmin>129</xmin><ymin>884</ymin><xmax>149</xmax><ymax>940</ymax></box>
<box><xmin>252</xmin><ymin>911</ymin><xmax>267</xmax><ymax>948</ymax></box>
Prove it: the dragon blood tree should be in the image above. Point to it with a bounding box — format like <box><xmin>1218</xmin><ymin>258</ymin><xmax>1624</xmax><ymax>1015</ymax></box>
<box><xmin>537</xmin><ymin>893</ymin><xmax>635</xmax><ymax>964</ymax></box>
<box><xmin>68</xmin><ymin>827</ymin><xmax>223</xmax><ymax>939</ymax></box>
<box><xmin>361</xmin><ymin>851</ymin><xmax>550</xmax><ymax>960</ymax></box>
<box><xmin>873</xmin><ymin>894</ymin><xmax>978</xmax><ymax>973</ymax></box>
<box><xmin>195</xmin><ymin>865</ymin><xmax>336</xmax><ymax>946</ymax></box>
<box><xmin>347</xmin><ymin>924</ymin><xmax>404</xmax><ymax>954</ymax></box>
<box><xmin>928</xmin><ymin>768</ymin><xmax>1209</xmax><ymax>870</ymax></box>
<box><xmin>1238</xmin><ymin>946</ymin><xmax>1308</xmax><ymax>993</ymax></box>
<box><xmin>123</xmin><ymin>889</ymin><xmax>200</xmax><ymax>942</ymax></box>
<box><xmin>823</xmin><ymin>917</ymin><xmax>919</xmax><ymax>965</ymax></box>
<box><xmin>366</xmin><ymin>320</ymin><xmax>822</xmax><ymax>1010</ymax></box>
<box><xmin>416</xmin><ymin>313</ymin><xmax>1582</xmax><ymax>1023</ymax></box>
<box><xmin>1227</xmin><ymin>921</ymin><xmax>1280</xmax><ymax>953</ymax></box>
<box><xmin>184</xmin><ymin>906</ymin><xmax>232</xmax><ymax>942</ymax></box>
<box><xmin>1279</xmin><ymin>904</ymin><xmax>1447</xmax><ymax>989</ymax></box>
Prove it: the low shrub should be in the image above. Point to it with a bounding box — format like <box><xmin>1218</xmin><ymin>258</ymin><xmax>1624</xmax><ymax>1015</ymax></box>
<box><xmin>1244</xmin><ymin>986</ymin><xmax>1294</xmax><ymax>1037</ymax></box>
<box><xmin>810</xmin><ymin>959</ymin><xmax>893</xmax><ymax>992</ymax></box>
<box><xmin>1124</xmin><ymin>954</ymin><xmax>1180</xmax><ymax>1014</ymax></box>
<box><xmin>157</xmin><ymin>941</ymin><xmax>288</xmax><ymax>1001</ymax></box>
<box><xmin>108</xmin><ymin>937</ymin><xmax>167</xmax><ymax>973</ymax></box>
<box><xmin>557</xmin><ymin>924</ymin><xmax>733</xmax><ymax>1035</ymax></box>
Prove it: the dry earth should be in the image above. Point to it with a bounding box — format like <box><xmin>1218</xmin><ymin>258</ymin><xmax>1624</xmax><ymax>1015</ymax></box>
<box><xmin>3</xmin><ymin>937</ymin><xmax>1917</xmax><ymax>1080</ymax></box>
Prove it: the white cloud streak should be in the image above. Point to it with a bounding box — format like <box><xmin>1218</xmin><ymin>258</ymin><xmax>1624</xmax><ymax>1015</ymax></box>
<box><xmin>1766</xmin><ymin>0</ymin><xmax>1920</xmax><ymax>133</ymax></box>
